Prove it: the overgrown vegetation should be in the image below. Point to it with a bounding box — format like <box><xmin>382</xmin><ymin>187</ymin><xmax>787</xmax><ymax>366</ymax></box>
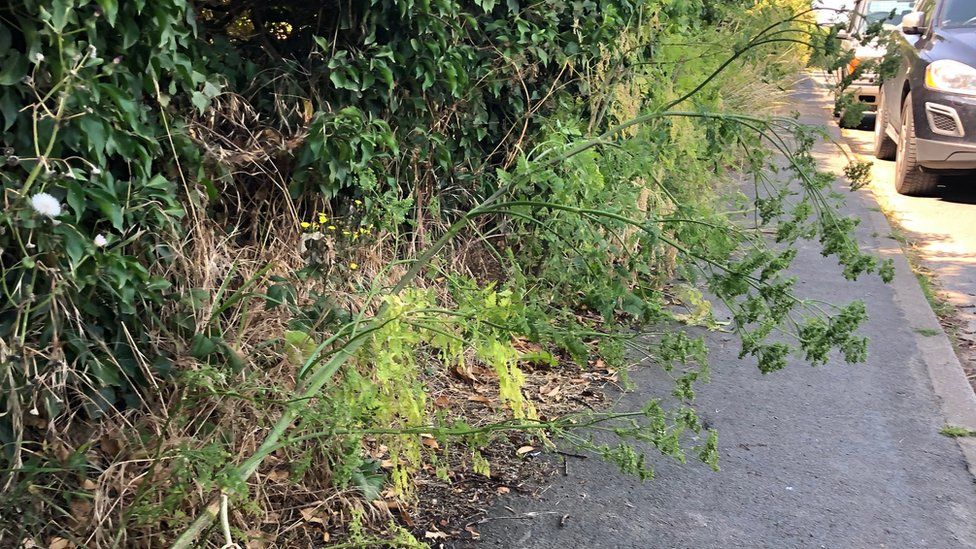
<box><xmin>1</xmin><ymin>1</ymin><xmax>889</xmax><ymax>546</ymax></box>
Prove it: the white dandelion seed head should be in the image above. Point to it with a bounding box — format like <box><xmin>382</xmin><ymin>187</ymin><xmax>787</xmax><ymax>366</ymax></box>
<box><xmin>93</xmin><ymin>234</ymin><xmax>108</xmax><ymax>247</ymax></box>
<box><xmin>30</xmin><ymin>193</ymin><xmax>62</xmax><ymax>218</ymax></box>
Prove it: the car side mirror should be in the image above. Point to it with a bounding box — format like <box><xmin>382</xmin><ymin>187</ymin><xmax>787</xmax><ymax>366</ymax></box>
<box><xmin>836</xmin><ymin>29</ymin><xmax>850</xmax><ymax>40</ymax></box>
<box><xmin>902</xmin><ymin>11</ymin><xmax>926</xmax><ymax>35</ymax></box>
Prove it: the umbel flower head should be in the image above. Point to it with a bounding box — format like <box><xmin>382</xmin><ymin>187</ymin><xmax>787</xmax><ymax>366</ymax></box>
<box><xmin>30</xmin><ymin>193</ymin><xmax>62</xmax><ymax>218</ymax></box>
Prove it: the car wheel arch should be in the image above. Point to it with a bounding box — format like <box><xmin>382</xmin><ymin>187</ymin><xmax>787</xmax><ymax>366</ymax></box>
<box><xmin>900</xmin><ymin>82</ymin><xmax>911</xmax><ymax>112</ymax></box>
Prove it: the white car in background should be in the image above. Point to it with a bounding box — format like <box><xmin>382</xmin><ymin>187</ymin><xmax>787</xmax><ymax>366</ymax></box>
<box><xmin>814</xmin><ymin>0</ymin><xmax>855</xmax><ymax>26</ymax></box>
<box><xmin>835</xmin><ymin>0</ymin><xmax>915</xmax><ymax>126</ymax></box>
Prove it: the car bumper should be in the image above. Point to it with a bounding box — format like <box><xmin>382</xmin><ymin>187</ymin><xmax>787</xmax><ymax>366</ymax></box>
<box><xmin>849</xmin><ymin>82</ymin><xmax>880</xmax><ymax>110</ymax></box>
<box><xmin>912</xmin><ymin>89</ymin><xmax>976</xmax><ymax>170</ymax></box>
<box><xmin>916</xmin><ymin>139</ymin><xmax>976</xmax><ymax>170</ymax></box>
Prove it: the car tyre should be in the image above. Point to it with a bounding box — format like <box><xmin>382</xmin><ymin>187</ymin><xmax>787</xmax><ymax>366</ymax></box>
<box><xmin>895</xmin><ymin>93</ymin><xmax>939</xmax><ymax>196</ymax></box>
<box><xmin>873</xmin><ymin>91</ymin><xmax>897</xmax><ymax>160</ymax></box>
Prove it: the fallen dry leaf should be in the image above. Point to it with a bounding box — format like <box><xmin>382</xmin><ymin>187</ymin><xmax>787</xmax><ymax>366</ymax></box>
<box><xmin>300</xmin><ymin>505</ymin><xmax>326</xmax><ymax>525</ymax></box>
<box><xmin>453</xmin><ymin>365</ymin><xmax>478</xmax><ymax>384</ymax></box>
<box><xmin>516</xmin><ymin>445</ymin><xmax>535</xmax><ymax>456</ymax></box>
<box><xmin>424</xmin><ymin>530</ymin><xmax>449</xmax><ymax>540</ymax></box>
<box><xmin>539</xmin><ymin>382</ymin><xmax>561</xmax><ymax>398</ymax></box>
<box><xmin>398</xmin><ymin>506</ymin><xmax>414</xmax><ymax>527</ymax></box>
<box><xmin>467</xmin><ymin>394</ymin><xmax>492</xmax><ymax>404</ymax></box>
<box><xmin>511</xmin><ymin>338</ymin><xmax>542</xmax><ymax>353</ymax></box>
<box><xmin>81</xmin><ymin>479</ymin><xmax>97</xmax><ymax>491</ymax></box>
<box><xmin>471</xmin><ymin>366</ymin><xmax>496</xmax><ymax>379</ymax></box>
<box><xmin>70</xmin><ymin>499</ymin><xmax>93</xmax><ymax>527</ymax></box>
<box><xmin>371</xmin><ymin>500</ymin><xmax>392</xmax><ymax>514</ymax></box>
<box><xmin>434</xmin><ymin>395</ymin><xmax>451</xmax><ymax>408</ymax></box>
<box><xmin>99</xmin><ymin>433</ymin><xmax>122</xmax><ymax>457</ymax></box>
<box><xmin>245</xmin><ymin>531</ymin><xmax>272</xmax><ymax>549</ymax></box>
<box><xmin>465</xmin><ymin>525</ymin><xmax>482</xmax><ymax>539</ymax></box>
<box><xmin>496</xmin><ymin>486</ymin><xmax>510</xmax><ymax>494</ymax></box>
<box><xmin>48</xmin><ymin>538</ymin><xmax>70</xmax><ymax>549</ymax></box>
<box><xmin>421</xmin><ymin>434</ymin><xmax>440</xmax><ymax>450</ymax></box>
<box><xmin>267</xmin><ymin>468</ymin><xmax>289</xmax><ymax>482</ymax></box>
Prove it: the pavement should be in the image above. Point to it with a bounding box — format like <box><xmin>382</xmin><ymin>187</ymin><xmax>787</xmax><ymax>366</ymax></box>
<box><xmin>455</xmin><ymin>75</ymin><xmax>976</xmax><ymax>549</ymax></box>
<box><xmin>845</xmin><ymin>136</ymin><xmax>976</xmax><ymax>323</ymax></box>
<box><xmin>841</xmin><ymin>108</ymin><xmax>976</xmax><ymax>377</ymax></box>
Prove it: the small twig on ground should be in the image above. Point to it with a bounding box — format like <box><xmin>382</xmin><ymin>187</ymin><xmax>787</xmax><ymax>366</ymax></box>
<box><xmin>484</xmin><ymin>511</ymin><xmax>560</xmax><ymax>522</ymax></box>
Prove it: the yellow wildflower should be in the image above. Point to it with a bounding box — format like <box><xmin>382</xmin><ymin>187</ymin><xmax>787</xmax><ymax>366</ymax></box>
<box><xmin>328</xmin><ymin>225</ymin><xmax>337</xmax><ymax>231</ymax></box>
<box><xmin>300</xmin><ymin>221</ymin><xmax>311</xmax><ymax>229</ymax></box>
<box><xmin>349</xmin><ymin>262</ymin><xmax>359</xmax><ymax>270</ymax></box>
<box><xmin>318</xmin><ymin>213</ymin><xmax>328</xmax><ymax>224</ymax></box>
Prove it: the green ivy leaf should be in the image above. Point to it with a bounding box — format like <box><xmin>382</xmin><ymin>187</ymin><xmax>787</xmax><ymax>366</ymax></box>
<box><xmin>62</xmin><ymin>229</ymin><xmax>86</xmax><ymax>271</ymax></box>
<box><xmin>0</xmin><ymin>23</ymin><xmax>10</xmax><ymax>52</ymax></box>
<box><xmin>0</xmin><ymin>87</ymin><xmax>18</xmax><ymax>130</ymax></box>
<box><xmin>190</xmin><ymin>333</ymin><xmax>218</xmax><ymax>359</ymax></box>
<box><xmin>0</xmin><ymin>55</ymin><xmax>27</xmax><ymax>86</ymax></box>
<box><xmin>202</xmin><ymin>81</ymin><xmax>220</xmax><ymax>99</ymax></box>
<box><xmin>50</xmin><ymin>0</ymin><xmax>73</xmax><ymax>33</ymax></box>
<box><xmin>96</xmin><ymin>0</ymin><xmax>119</xmax><ymax>26</ymax></box>
<box><xmin>91</xmin><ymin>192</ymin><xmax>123</xmax><ymax>230</ymax></box>
<box><xmin>191</xmin><ymin>91</ymin><xmax>208</xmax><ymax>113</ymax></box>
<box><xmin>78</xmin><ymin>116</ymin><xmax>107</xmax><ymax>161</ymax></box>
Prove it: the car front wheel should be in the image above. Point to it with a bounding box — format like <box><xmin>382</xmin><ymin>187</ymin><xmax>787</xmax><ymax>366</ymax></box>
<box><xmin>895</xmin><ymin>93</ymin><xmax>939</xmax><ymax>196</ymax></box>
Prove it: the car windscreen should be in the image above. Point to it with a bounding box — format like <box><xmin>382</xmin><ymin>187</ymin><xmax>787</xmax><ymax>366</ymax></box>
<box><xmin>940</xmin><ymin>0</ymin><xmax>976</xmax><ymax>28</ymax></box>
<box><xmin>863</xmin><ymin>0</ymin><xmax>914</xmax><ymax>26</ymax></box>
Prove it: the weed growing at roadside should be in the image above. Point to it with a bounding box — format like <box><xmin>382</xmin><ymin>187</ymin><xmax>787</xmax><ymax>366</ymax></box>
<box><xmin>940</xmin><ymin>424</ymin><xmax>976</xmax><ymax>438</ymax></box>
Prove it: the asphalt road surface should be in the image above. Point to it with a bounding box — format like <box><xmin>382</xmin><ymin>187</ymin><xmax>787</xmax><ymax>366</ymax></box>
<box><xmin>456</xmin><ymin>75</ymin><xmax>976</xmax><ymax>549</ymax></box>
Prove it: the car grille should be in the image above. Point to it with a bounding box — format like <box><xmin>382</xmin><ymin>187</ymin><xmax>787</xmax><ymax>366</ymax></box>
<box><xmin>925</xmin><ymin>103</ymin><xmax>965</xmax><ymax>138</ymax></box>
<box><xmin>932</xmin><ymin>111</ymin><xmax>958</xmax><ymax>133</ymax></box>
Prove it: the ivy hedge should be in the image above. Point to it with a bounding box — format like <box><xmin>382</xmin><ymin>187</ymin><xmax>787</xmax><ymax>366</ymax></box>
<box><xmin>0</xmin><ymin>0</ymin><xmax>885</xmax><ymax>546</ymax></box>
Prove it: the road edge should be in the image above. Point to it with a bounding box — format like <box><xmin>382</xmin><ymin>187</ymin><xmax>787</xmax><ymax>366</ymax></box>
<box><xmin>834</xmin><ymin>134</ymin><xmax>976</xmax><ymax>477</ymax></box>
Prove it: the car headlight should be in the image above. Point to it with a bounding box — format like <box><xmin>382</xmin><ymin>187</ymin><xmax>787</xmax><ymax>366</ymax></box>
<box><xmin>925</xmin><ymin>60</ymin><xmax>976</xmax><ymax>96</ymax></box>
